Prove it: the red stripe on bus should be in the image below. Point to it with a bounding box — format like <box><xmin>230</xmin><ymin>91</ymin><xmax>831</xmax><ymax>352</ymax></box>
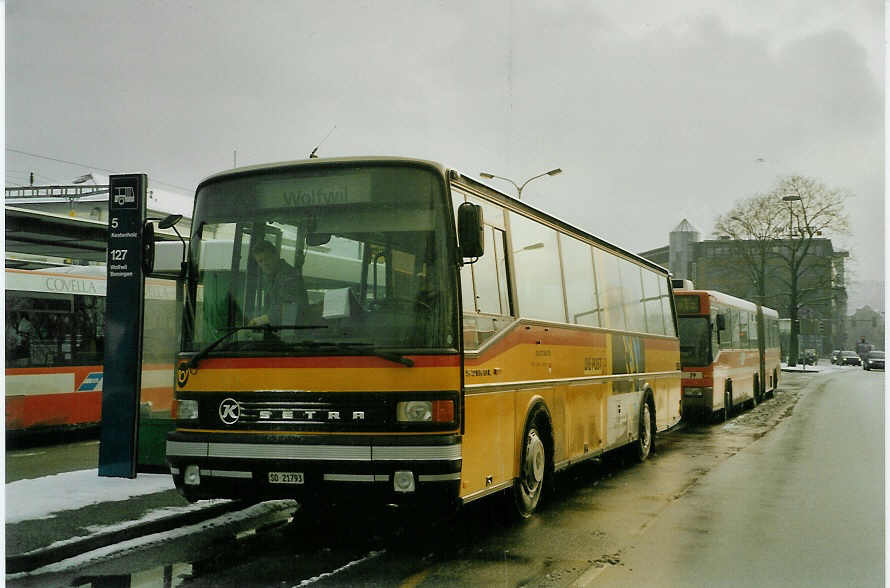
<box><xmin>6</xmin><ymin>391</ymin><xmax>102</xmax><ymax>430</ymax></box>
<box><xmin>6</xmin><ymin>365</ymin><xmax>102</xmax><ymax>377</ymax></box>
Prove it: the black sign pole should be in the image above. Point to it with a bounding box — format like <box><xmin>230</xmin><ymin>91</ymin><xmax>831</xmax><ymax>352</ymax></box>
<box><xmin>99</xmin><ymin>174</ymin><xmax>147</xmax><ymax>478</ymax></box>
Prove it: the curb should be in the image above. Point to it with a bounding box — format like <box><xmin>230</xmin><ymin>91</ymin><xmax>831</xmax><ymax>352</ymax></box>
<box><xmin>7</xmin><ymin>500</ymin><xmax>246</xmax><ymax>574</ymax></box>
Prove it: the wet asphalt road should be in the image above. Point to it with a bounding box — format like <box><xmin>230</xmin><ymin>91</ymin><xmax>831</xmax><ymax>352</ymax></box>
<box><xmin>7</xmin><ymin>367</ymin><xmax>883</xmax><ymax>587</ymax></box>
<box><xmin>589</xmin><ymin>367</ymin><xmax>884</xmax><ymax>588</ymax></box>
<box><xmin>6</xmin><ymin>439</ymin><xmax>100</xmax><ymax>483</ymax></box>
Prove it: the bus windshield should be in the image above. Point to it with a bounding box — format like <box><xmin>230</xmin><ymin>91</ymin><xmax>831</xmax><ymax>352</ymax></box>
<box><xmin>183</xmin><ymin>164</ymin><xmax>458</xmax><ymax>355</ymax></box>
<box><xmin>678</xmin><ymin>316</ymin><xmax>711</xmax><ymax>366</ymax></box>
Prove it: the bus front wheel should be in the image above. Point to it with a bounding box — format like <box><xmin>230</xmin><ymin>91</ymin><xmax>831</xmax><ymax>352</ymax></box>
<box><xmin>513</xmin><ymin>410</ymin><xmax>549</xmax><ymax>518</ymax></box>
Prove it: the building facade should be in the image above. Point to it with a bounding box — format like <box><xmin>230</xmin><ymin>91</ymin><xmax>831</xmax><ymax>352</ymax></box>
<box><xmin>640</xmin><ymin>219</ymin><xmax>849</xmax><ymax>357</ymax></box>
<box><xmin>847</xmin><ymin>306</ymin><xmax>884</xmax><ymax>351</ymax></box>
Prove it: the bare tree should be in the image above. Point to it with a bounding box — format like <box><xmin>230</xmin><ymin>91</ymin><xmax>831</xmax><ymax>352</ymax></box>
<box><xmin>714</xmin><ymin>193</ymin><xmax>784</xmax><ymax>398</ymax></box>
<box><xmin>772</xmin><ymin>176</ymin><xmax>849</xmax><ymax>366</ymax></box>
<box><xmin>715</xmin><ymin>175</ymin><xmax>849</xmax><ymax>368</ymax></box>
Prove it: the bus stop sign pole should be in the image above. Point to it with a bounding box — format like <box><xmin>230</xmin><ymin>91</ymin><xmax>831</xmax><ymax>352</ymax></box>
<box><xmin>99</xmin><ymin>174</ymin><xmax>147</xmax><ymax>478</ymax></box>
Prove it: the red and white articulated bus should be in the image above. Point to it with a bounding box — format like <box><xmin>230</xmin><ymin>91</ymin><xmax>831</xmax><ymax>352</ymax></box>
<box><xmin>5</xmin><ymin>266</ymin><xmax>177</xmax><ymax>441</ymax></box>
<box><xmin>674</xmin><ymin>287</ymin><xmax>780</xmax><ymax>421</ymax></box>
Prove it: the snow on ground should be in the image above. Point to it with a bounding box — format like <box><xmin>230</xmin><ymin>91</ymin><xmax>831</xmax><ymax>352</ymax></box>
<box><xmin>9</xmin><ymin>500</ymin><xmax>297</xmax><ymax>578</ymax></box>
<box><xmin>780</xmin><ymin>362</ymin><xmax>849</xmax><ymax>374</ymax></box>
<box><xmin>6</xmin><ymin>469</ymin><xmax>176</xmax><ymax>523</ymax></box>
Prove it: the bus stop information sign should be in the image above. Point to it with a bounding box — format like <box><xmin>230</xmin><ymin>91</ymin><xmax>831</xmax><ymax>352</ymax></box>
<box><xmin>99</xmin><ymin>174</ymin><xmax>147</xmax><ymax>478</ymax></box>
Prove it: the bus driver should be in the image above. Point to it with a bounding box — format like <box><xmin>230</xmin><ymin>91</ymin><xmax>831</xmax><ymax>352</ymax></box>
<box><xmin>248</xmin><ymin>241</ymin><xmax>308</xmax><ymax>326</ymax></box>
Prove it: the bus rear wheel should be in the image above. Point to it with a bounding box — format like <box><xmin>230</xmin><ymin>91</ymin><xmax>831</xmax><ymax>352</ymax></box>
<box><xmin>633</xmin><ymin>398</ymin><xmax>654</xmax><ymax>462</ymax></box>
<box><xmin>513</xmin><ymin>411</ymin><xmax>549</xmax><ymax>518</ymax></box>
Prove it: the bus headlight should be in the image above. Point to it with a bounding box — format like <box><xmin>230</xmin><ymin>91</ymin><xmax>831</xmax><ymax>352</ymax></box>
<box><xmin>176</xmin><ymin>399</ymin><xmax>199</xmax><ymax>420</ymax></box>
<box><xmin>396</xmin><ymin>400</ymin><xmax>454</xmax><ymax>423</ymax></box>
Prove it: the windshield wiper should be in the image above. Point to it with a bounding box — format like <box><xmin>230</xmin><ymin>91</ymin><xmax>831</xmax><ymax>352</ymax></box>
<box><xmin>295</xmin><ymin>341</ymin><xmax>414</xmax><ymax>367</ymax></box>
<box><xmin>188</xmin><ymin>324</ymin><xmax>328</xmax><ymax>371</ymax></box>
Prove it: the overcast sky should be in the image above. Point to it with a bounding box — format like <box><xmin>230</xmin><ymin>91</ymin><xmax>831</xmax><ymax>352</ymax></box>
<box><xmin>5</xmin><ymin>1</ymin><xmax>885</xmax><ymax>291</ymax></box>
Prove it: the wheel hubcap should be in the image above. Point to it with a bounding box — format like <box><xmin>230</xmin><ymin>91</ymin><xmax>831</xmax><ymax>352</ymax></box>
<box><xmin>640</xmin><ymin>404</ymin><xmax>651</xmax><ymax>451</ymax></box>
<box><xmin>524</xmin><ymin>430</ymin><xmax>545</xmax><ymax>491</ymax></box>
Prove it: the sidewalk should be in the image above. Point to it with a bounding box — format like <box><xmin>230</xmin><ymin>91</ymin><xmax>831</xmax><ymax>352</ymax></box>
<box><xmin>780</xmin><ymin>359</ymin><xmax>847</xmax><ymax>373</ymax></box>
<box><xmin>6</xmin><ymin>468</ymin><xmax>234</xmax><ymax>573</ymax></box>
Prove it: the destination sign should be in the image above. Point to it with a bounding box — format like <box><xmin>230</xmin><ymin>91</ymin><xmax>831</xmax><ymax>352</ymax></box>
<box><xmin>254</xmin><ymin>174</ymin><xmax>373</xmax><ymax>208</ymax></box>
<box><xmin>674</xmin><ymin>295</ymin><xmax>701</xmax><ymax>315</ymax></box>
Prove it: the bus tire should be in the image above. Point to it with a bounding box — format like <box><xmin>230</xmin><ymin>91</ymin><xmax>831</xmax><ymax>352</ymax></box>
<box><xmin>513</xmin><ymin>406</ymin><xmax>551</xmax><ymax>519</ymax></box>
<box><xmin>633</xmin><ymin>394</ymin><xmax>655</xmax><ymax>462</ymax></box>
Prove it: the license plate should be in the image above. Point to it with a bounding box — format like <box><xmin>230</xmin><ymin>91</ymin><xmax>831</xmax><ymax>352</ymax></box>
<box><xmin>268</xmin><ymin>472</ymin><xmax>304</xmax><ymax>484</ymax></box>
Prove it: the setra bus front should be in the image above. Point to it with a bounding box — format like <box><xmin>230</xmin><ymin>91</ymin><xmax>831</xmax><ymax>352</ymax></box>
<box><xmin>165</xmin><ymin>159</ymin><xmax>472</xmax><ymax>508</ymax></box>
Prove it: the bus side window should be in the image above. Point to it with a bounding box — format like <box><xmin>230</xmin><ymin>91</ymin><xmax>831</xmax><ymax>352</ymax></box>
<box><xmin>510</xmin><ymin>212</ymin><xmax>565</xmax><ymax>323</ymax></box>
<box><xmin>462</xmin><ymin>227</ymin><xmax>513</xmax><ymax>349</ymax></box>
<box><xmin>452</xmin><ymin>190</ymin><xmax>514</xmax><ymax>350</ymax></box>
<box><xmin>472</xmin><ymin>227</ymin><xmax>503</xmax><ymax>314</ymax></box>
<box><xmin>560</xmin><ymin>234</ymin><xmax>601</xmax><ymax>327</ymax></box>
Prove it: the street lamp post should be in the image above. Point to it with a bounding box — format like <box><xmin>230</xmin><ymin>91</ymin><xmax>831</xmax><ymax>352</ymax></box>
<box><xmin>782</xmin><ymin>194</ymin><xmax>802</xmax><ymax>237</ymax></box>
<box><xmin>781</xmin><ymin>193</ymin><xmax>803</xmax><ymax>366</ymax></box>
<box><xmin>479</xmin><ymin>168</ymin><xmax>562</xmax><ymax>200</ymax></box>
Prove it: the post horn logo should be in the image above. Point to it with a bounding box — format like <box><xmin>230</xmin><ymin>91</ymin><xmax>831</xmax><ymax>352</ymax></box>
<box><xmin>176</xmin><ymin>362</ymin><xmax>191</xmax><ymax>388</ymax></box>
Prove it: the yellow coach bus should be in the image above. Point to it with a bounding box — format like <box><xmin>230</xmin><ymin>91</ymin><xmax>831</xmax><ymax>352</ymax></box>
<box><xmin>163</xmin><ymin>157</ymin><xmax>682</xmax><ymax>517</ymax></box>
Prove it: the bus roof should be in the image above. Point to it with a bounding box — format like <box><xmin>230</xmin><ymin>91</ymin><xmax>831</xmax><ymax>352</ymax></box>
<box><xmin>676</xmin><ymin>289</ymin><xmax>779</xmax><ymax>318</ymax></box>
<box><xmin>196</xmin><ymin>156</ymin><xmax>670</xmax><ymax>277</ymax></box>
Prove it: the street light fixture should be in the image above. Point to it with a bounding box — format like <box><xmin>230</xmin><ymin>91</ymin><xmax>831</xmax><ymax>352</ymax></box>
<box><xmin>781</xmin><ymin>194</ymin><xmax>802</xmax><ymax>238</ymax></box>
<box><xmin>479</xmin><ymin>168</ymin><xmax>562</xmax><ymax>200</ymax></box>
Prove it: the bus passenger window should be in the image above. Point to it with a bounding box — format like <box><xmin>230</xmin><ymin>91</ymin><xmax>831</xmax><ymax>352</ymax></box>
<box><xmin>641</xmin><ymin>269</ymin><xmax>666</xmax><ymax>335</ymax></box>
<box><xmin>559</xmin><ymin>234</ymin><xmax>600</xmax><ymax>327</ymax></box>
<box><xmin>593</xmin><ymin>247</ymin><xmax>624</xmax><ymax>330</ymax></box>
<box><xmin>619</xmin><ymin>260</ymin><xmax>646</xmax><ymax>334</ymax></box>
<box><xmin>510</xmin><ymin>212</ymin><xmax>566</xmax><ymax>323</ymax></box>
<box><xmin>660</xmin><ymin>278</ymin><xmax>676</xmax><ymax>337</ymax></box>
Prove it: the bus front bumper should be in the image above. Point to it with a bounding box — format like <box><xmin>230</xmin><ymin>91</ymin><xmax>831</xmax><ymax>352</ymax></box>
<box><xmin>165</xmin><ymin>432</ymin><xmax>462</xmax><ymax>506</ymax></box>
<box><xmin>681</xmin><ymin>386</ymin><xmax>714</xmax><ymax>420</ymax></box>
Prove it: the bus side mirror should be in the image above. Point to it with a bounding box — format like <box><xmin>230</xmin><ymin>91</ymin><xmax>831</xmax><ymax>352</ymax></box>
<box><xmin>716</xmin><ymin>314</ymin><xmax>726</xmax><ymax>331</ymax></box>
<box><xmin>141</xmin><ymin>221</ymin><xmax>156</xmax><ymax>274</ymax></box>
<box><xmin>150</xmin><ymin>242</ymin><xmax>187</xmax><ymax>278</ymax></box>
<box><xmin>457</xmin><ymin>202</ymin><xmax>484</xmax><ymax>260</ymax></box>
<box><xmin>145</xmin><ymin>214</ymin><xmax>187</xmax><ymax>278</ymax></box>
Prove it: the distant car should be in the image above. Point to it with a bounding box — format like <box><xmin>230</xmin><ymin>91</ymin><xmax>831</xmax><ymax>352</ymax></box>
<box><xmin>839</xmin><ymin>350</ymin><xmax>862</xmax><ymax>366</ymax></box>
<box><xmin>830</xmin><ymin>350</ymin><xmax>842</xmax><ymax>364</ymax></box>
<box><xmin>863</xmin><ymin>351</ymin><xmax>884</xmax><ymax>371</ymax></box>
<box><xmin>803</xmin><ymin>349</ymin><xmax>817</xmax><ymax>365</ymax></box>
